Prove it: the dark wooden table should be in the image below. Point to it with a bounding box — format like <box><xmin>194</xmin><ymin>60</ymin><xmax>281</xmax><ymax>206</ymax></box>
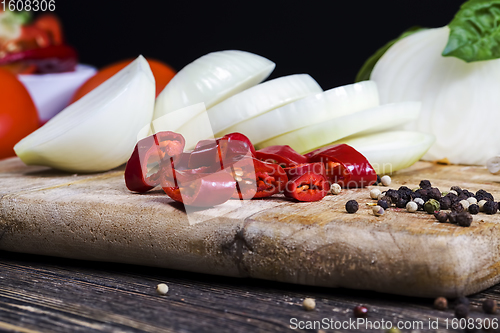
<box><xmin>0</xmin><ymin>251</ymin><xmax>499</xmax><ymax>332</ymax></box>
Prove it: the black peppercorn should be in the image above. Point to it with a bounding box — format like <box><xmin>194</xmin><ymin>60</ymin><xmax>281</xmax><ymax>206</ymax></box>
<box><xmin>377</xmin><ymin>199</ymin><xmax>390</xmax><ymax>210</ymax></box>
<box><xmin>353</xmin><ymin>305</ymin><xmax>368</xmax><ymax>318</ymax></box>
<box><xmin>345</xmin><ymin>200</ymin><xmax>359</xmax><ymax>214</ymax></box>
<box><xmin>455</xmin><ymin>296</ymin><xmax>470</xmax><ymax>308</ymax></box>
<box><xmin>482</xmin><ymin>299</ymin><xmax>497</xmax><ymax>314</ymax></box>
<box><xmin>396</xmin><ymin>198</ymin><xmax>408</xmax><ymax>208</ymax></box>
<box><xmin>455</xmin><ymin>304</ymin><xmax>469</xmax><ymax>318</ymax></box>
<box><xmin>439</xmin><ymin>196</ymin><xmax>452</xmax><ymax>210</ymax></box>
<box><xmin>450</xmin><ymin>186</ymin><xmax>463</xmax><ymax>195</ymax></box>
<box><xmin>380</xmin><ymin>195</ymin><xmax>392</xmax><ymax>205</ymax></box>
<box><xmin>385</xmin><ymin>189</ymin><xmax>400</xmax><ymax>204</ymax></box>
<box><xmin>433</xmin><ymin>297</ymin><xmax>448</xmax><ymax>310</ymax></box>
<box><xmin>468</xmin><ymin>204</ymin><xmax>479</xmax><ymax>215</ymax></box>
<box><xmin>415</xmin><ymin>189</ymin><xmax>429</xmax><ymax>202</ymax></box>
<box><xmin>445</xmin><ymin>192</ymin><xmax>459</xmax><ymax>204</ymax></box>
<box><xmin>456</xmin><ymin>212</ymin><xmax>472</xmax><ymax>227</ymax></box>
<box><xmin>397</xmin><ymin>186</ymin><xmax>412</xmax><ymax>201</ymax></box>
<box><xmin>419</xmin><ymin>180</ymin><xmax>432</xmax><ymax>189</ymax></box>
<box><xmin>462</xmin><ymin>190</ymin><xmax>475</xmax><ymax>198</ymax></box>
<box><xmin>374</xmin><ymin>175</ymin><xmax>381</xmax><ymax>185</ymax></box>
<box><xmin>448</xmin><ymin>211</ymin><xmax>458</xmax><ymax>224</ymax></box>
<box><xmin>451</xmin><ymin>202</ymin><xmax>465</xmax><ymax>213</ymax></box>
<box><xmin>476</xmin><ymin>189</ymin><xmax>494</xmax><ymax>202</ymax></box>
<box><xmin>483</xmin><ymin>200</ymin><xmax>498</xmax><ymax>215</ymax></box>
<box><xmin>428</xmin><ymin>187</ymin><xmax>442</xmax><ymax>200</ymax></box>
<box><xmin>410</xmin><ymin>191</ymin><xmax>422</xmax><ymax>200</ymax></box>
<box><xmin>434</xmin><ymin>211</ymin><xmax>448</xmax><ymax>223</ymax></box>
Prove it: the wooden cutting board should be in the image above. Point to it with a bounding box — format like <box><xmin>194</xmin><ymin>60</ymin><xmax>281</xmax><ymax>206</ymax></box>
<box><xmin>1</xmin><ymin>157</ymin><xmax>500</xmax><ymax>298</ymax></box>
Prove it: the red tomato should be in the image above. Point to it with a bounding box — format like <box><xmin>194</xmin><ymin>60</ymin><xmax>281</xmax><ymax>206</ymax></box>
<box><xmin>0</xmin><ymin>68</ymin><xmax>39</xmax><ymax>160</ymax></box>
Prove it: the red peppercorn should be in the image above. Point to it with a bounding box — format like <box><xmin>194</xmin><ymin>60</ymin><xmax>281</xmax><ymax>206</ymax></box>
<box><xmin>353</xmin><ymin>305</ymin><xmax>368</xmax><ymax>318</ymax></box>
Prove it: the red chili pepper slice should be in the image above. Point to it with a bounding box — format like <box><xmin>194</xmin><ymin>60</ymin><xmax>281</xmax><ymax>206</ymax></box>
<box><xmin>223</xmin><ymin>132</ymin><xmax>256</xmax><ymax>157</ymax></box>
<box><xmin>305</xmin><ymin>144</ymin><xmax>376</xmax><ymax>188</ymax></box>
<box><xmin>283</xmin><ymin>162</ymin><xmax>326</xmax><ymax>180</ymax></box>
<box><xmin>284</xmin><ymin>172</ymin><xmax>329</xmax><ymax>202</ymax></box>
<box><xmin>125</xmin><ymin>131</ymin><xmax>185</xmax><ymax>193</ymax></box>
<box><xmin>186</xmin><ymin>133</ymin><xmax>255</xmax><ymax>171</ymax></box>
<box><xmin>230</xmin><ymin>157</ymin><xmax>288</xmax><ymax>199</ymax></box>
<box><xmin>161</xmin><ymin>170</ymin><xmax>236</xmax><ymax>207</ymax></box>
<box><xmin>0</xmin><ymin>44</ymin><xmax>78</xmax><ymax>73</ymax></box>
<box><xmin>256</xmin><ymin>145</ymin><xmax>307</xmax><ymax>167</ymax></box>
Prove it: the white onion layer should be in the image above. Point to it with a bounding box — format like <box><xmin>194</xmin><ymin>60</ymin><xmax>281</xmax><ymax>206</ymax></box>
<box><xmin>371</xmin><ymin>26</ymin><xmax>500</xmax><ymax>165</ymax></box>
<box><xmin>14</xmin><ymin>55</ymin><xmax>156</xmax><ymax>173</ymax></box>
<box><xmin>222</xmin><ymin>81</ymin><xmax>380</xmax><ymax>145</ymax></box>
<box><xmin>256</xmin><ymin>101</ymin><xmax>421</xmax><ymax>154</ymax></box>
<box><xmin>153</xmin><ymin>50</ymin><xmax>275</xmax><ymax>131</ymax></box>
<box><xmin>206</xmin><ymin>74</ymin><xmax>322</xmax><ymax>135</ymax></box>
<box><xmin>331</xmin><ymin>131</ymin><xmax>435</xmax><ymax>174</ymax></box>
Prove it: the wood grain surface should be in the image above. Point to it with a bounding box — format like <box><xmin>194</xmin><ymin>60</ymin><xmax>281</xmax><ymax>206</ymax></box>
<box><xmin>1</xmin><ymin>157</ymin><xmax>500</xmax><ymax>299</ymax></box>
<box><xmin>1</xmin><ymin>250</ymin><xmax>500</xmax><ymax>333</ymax></box>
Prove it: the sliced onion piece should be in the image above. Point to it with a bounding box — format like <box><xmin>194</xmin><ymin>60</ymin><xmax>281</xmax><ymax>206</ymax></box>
<box><xmin>331</xmin><ymin>131</ymin><xmax>435</xmax><ymax>174</ymax></box>
<box><xmin>204</xmin><ymin>74</ymin><xmax>322</xmax><ymax>135</ymax></box>
<box><xmin>371</xmin><ymin>26</ymin><xmax>500</xmax><ymax>165</ymax></box>
<box><xmin>14</xmin><ymin>55</ymin><xmax>155</xmax><ymax>173</ymax></box>
<box><xmin>221</xmin><ymin>81</ymin><xmax>379</xmax><ymax>145</ymax></box>
<box><xmin>153</xmin><ymin>50</ymin><xmax>275</xmax><ymax>131</ymax></box>
<box><xmin>256</xmin><ymin>101</ymin><xmax>421</xmax><ymax>153</ymax></box>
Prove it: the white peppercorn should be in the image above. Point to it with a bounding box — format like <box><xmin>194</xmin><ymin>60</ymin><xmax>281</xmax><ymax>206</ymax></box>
<box><xmin>478</xmin><ymin>199</ymin><xmax>488</xmax><ymax>211</ymax></box>
<box><xmin>381</xmin><ymin>175</ymin><xmax>391</xmax><ymax>186</ymax></box>
<box><xmin>156</xmin><ymin>283</ymin><xmax>169</xmax><ymax>295</ymax></box>
<box><xmin>448</xmin><ymin>190</ymin><xmax>458</xmax><ymax>196</ymax></box>
<box><xmin>466</xmin><ymin>197</ymin><xmax>477</xmax><ymax>205</ymax></box>
<box><xmin>414</xmin><ymin>198</ymin><xmax>425</xmax><ymax>206</ymax></box>
<box><xmin>370</xmin><ymin>188</ymin><xmax>381</xmax><ymax>199</ymax></box>
<box><xmin>406</xmin><ymin>201</ymin><xmax>418</xmax><ymax>213</ymax></box>
<box><xmin>303</xmin><ymin>298</ymin><xmax>316</xmax><ymax>311</ymax></box>
<box><xmin>330</xmin><ymin>183</ymin><xmax>342</xmax><ymax>195</ymax></box>
<box><xmin>372</xmin><ymin>205</ymin><xmax>384</xmax><ymax>216</ymax></box>
<box><xmin>459</xmin><ymin>199</ymin><xmax>470</xmax><ymax>210</ymax></box>
<box><xmin>377</xmin><ymin>192</ymin><xmax>385</xmax><ymax>200</ymax></box>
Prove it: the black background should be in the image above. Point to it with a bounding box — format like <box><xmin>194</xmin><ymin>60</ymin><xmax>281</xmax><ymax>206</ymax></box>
<box><xmin>52</xmin><ymin>0</ymin><xmax>464</xmax><ymax>90</ymax></box>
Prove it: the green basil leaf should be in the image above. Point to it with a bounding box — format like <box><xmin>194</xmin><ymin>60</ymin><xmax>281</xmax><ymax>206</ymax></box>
<box><xmin>443</xmin><ymin>0</ymin><xmax>500</xmax><ymax>62</ymax></box>
<box><xmin>355</xmin><ymin>26</ymin><xmax>427</xmax><ymax>82</ymax></box>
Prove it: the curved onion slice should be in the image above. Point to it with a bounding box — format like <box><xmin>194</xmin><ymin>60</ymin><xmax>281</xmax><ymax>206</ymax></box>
<box><xmin>14</xmin><ymin>55</ymin><xmax>155</xmax><ymax>173</ymax></box>
<box><xmin>331</xmin><ymin>131</ymin><xmax>435</xmax><ymax>174</ymax></box>
<box><xmin>256</xmin><ymin>102</ymin><xmax>421</xmax><ymax>153</ymax></box>
<box><xmin>153</xmin><ymin>50</ymin><xmax>275</xmax><ymax>132</ymax></box>
<box><xmin>206</xmin><ymin>74</ymin><xmax>322</xmax><ymax>135</ymax></box>
<box><xmin>221</xmin><ymin>81</ymin><xmax>379</xmax><ymax>145</ymax></box>
<box><xmin>371</xmin><ymin>26</ymin><xmax>500</xmax><ymax>165</ymax></box>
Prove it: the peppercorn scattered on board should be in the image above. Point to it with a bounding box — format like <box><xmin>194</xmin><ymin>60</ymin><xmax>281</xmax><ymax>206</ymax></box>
<box><xmin>1</xmin><ymin>157</ymin><xmax>500</xmax><ymax>298</ymax></box>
